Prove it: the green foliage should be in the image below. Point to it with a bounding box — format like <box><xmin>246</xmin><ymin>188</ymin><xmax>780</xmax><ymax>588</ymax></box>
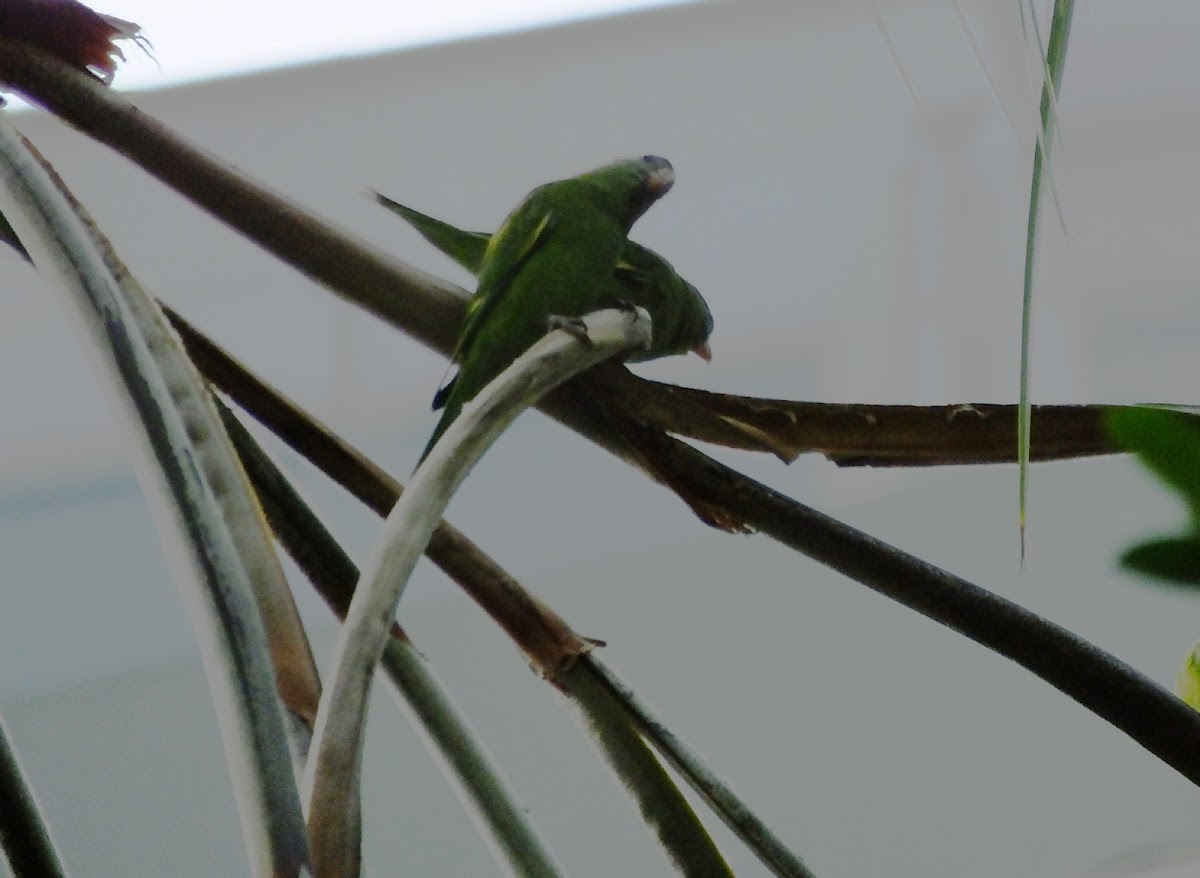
<box><xmin>1108</xmin><ymin>407</ymin><xmax>1200</xmax><ymax>588</ymax></box>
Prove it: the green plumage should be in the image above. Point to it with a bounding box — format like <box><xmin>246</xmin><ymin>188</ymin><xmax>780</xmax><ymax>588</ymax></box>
<box><xmin>379</xmin><ymin>156</ymin><xmax>713</xmax><ymax>465</ymax></box>
<box><xmin>375</xmin><ymin>194</ymin><xmax>714</xmax><ymax>366</ymax></box>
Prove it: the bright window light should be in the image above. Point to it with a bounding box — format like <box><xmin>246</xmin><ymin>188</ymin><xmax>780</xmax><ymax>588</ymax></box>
<box><xmin>100</xmin><ymin>0</ymin><xmax>698</xmax><ymax>90</ymax></box>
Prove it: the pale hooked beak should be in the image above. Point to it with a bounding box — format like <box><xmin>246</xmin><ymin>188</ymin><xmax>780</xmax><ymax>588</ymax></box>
<box><xmin>642</xmin><ymin>155</ymin><xmax>675</xmax><ymax>197</ymax></box>
<box><xmin>691</xmin><ymin>341</ymin><xmax>712</xmax><ymax>362</ymax></box>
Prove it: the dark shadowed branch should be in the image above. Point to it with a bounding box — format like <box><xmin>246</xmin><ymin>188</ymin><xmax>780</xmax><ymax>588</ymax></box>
<box><xmin>624</xmin><ymin>423</ymin><xmax>1200</xmax><ymax>786</ymax></box>
<box><xmin>0</xmin><ymin>716</ymin><xmax>66</xmax><ymax>878</ymax></box>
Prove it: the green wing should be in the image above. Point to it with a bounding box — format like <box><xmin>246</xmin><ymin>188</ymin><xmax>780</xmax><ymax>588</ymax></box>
<box><xmin>430</xmin><ymin>209</ymin><xmax>558</xmax><ymax>410</ymax></box>
<box><xmin>614</xmin><ymin>255</ymin><xmax>654</xmax><ymax>287</ymax></box>
<box><xmin>379</xmin><ymin>193</ymin><xmax>712</xmax><ymax>365</ymax></box>
<box><xmin>456</xmin><ymin>209</ymin><xmax>557</xmax><ymax>362</ymax></box>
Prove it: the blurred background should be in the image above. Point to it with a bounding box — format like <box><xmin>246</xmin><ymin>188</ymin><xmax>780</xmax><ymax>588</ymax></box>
<box><xmin>3</xmin><ymin>0</ymin><xmax>1200</xmax><ymax>875</ymax></box>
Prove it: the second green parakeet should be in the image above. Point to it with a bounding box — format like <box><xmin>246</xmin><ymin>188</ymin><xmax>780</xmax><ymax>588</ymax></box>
<box><xmin>398</xmin><ymin>155</ymin><xmax>704</xmax><ymax>464</ymax></box>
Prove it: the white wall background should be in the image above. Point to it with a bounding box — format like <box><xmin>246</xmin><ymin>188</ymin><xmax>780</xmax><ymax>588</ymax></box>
<box><xmin>3</xmin><ymin>0</ymin><xmax>1200</xmax><ymax>876</ymax></box>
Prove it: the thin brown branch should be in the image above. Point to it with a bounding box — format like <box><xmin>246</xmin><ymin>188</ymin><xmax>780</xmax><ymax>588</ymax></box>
<box><xmin>621</xmin><ymin>375</ymin><xmax>1126</xmax><ymax>466</ymax></box>
<box><xmin>163</xmin><ymin>303</ymin><xmax>399</xmax><ymax>516</ymax></box>
<box><xmin>0</xmin><ymin>39</ymin><xmax>463</xmax><ymax>347</ymax></box>
<box><xmin>0</xmin><ymin>41</ymin><xmax>1143</xmax><ymax>494</ymax></box>
<box><xmin>626</xmin><ymin>423</ymin><xmax>1200</xmax><ymax>788</ymax></box>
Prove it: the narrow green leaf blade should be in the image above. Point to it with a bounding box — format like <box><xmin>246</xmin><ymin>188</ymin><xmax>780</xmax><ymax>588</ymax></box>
<box><xmin>1108</xmin><ymin>407</ymin><xmax>1200</xmax><ymax>587</ymax></box>
<box><xmin>1120</xmin><ymin>539</ymin><xmax>1200</xmax><ymax>589</ymax></box>
<box><xmin>1019</xmin><ymin>0</ymin><xmax>1075</xmax><ymax>557</ymax></box>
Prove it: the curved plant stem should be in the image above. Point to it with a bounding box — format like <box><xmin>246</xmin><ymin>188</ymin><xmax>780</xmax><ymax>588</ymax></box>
<box><xmin>181</xmin><ymin>313</ymin><xmax>818</xmax><ymax>876</ymax></box>
<box><xmin>170</xmin><ymin>304</ymin><xmax>591</xmax><ymax>671</ymax></box>
<box><xmin>302</xmin><ymin>308</ymin><xmax>652</xmax><ymax>878</ymax></box>
<box><xmin>218</xmin><ymin>401</ymin><xmax>566</xmax><ymax>878</ymax></box>
<box><xmin>0</xmin><ymin>117</ymin><xmax>310</xmax><ymax>878</ymax></box>
<box><xmin>228</xmin><ymin>391</ymin><xmax>741</xmax><ymax>878</ymax></box>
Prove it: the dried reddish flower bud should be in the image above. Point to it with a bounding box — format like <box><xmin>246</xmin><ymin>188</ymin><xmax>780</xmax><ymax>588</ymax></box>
<box><xmin>0</xmin><ymin>0</ymin><xmax>146</xmax><ymax>84</ymax></box>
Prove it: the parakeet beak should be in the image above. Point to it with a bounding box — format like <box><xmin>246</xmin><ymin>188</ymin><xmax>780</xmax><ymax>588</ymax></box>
<box><xmin>642</xmin><ymin>155</ymin><xmax>675</xmax><ymax>198</ymax></box>
<box><xmin>691</xmin><ymin>341</ymin><xmax>712</xmax><ymax>362</ymax></box>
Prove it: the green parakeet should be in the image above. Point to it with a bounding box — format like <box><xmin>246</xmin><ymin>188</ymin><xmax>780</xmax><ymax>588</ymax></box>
<box><xmin>374</xmin><ymin>193</ymin><xmax>714</xmax><ymax>366</ymax></box>
<box><xmin>401</xmin><ymin>155</ymin><xmax>703</xmax><ymax>464</ymax></box>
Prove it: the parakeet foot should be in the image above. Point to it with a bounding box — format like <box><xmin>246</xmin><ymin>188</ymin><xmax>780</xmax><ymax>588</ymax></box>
<box><xmin>547</xmin><ymin>314</ymin><xmax>594</xmax><ymax>347</ymax></box>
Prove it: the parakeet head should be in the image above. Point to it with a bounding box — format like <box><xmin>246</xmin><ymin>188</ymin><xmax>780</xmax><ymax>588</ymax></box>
<box><xmin>574</xmin><ymin>155</ymin><xmax>675</xmax><ymax>230</ymax></box>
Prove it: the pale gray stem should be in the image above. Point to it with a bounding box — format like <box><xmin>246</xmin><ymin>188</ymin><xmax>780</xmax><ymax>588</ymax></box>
<box><xmin>302</xmin><ymin>307</ymin><xmax>651</xmax><ymax>878</ymax></box>
<box><xmin>0</xmin><ymin>117</ymin><xmax>310</xmax><ymax>877</ymax></box>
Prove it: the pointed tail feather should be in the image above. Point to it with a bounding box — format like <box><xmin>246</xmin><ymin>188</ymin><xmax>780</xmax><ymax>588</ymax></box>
<box><xmin>415</xmin><ymin>399</ymin><xmax>462</xmax><ymax>470</ymax></box>
<box><xmin>374</xmin><ymin>192</ymin><xmax>490</xmax><ymax>274</ymax></box>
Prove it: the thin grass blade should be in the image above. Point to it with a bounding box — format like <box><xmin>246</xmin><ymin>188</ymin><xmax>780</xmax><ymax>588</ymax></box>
<box><xmin>1018</xmin><ymin>0</ymin><xmax>1075</xmax><ymax>557</ymax></box>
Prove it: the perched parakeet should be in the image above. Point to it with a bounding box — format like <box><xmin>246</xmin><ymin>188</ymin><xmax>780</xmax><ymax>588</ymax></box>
<box><xmin>404</xmin><ymin>155</ymin><xmax>699</xmax><ymax>464</ymax></box>
<box><xmin>374</xmin><ymin>194</ymin><xmax>714</xmax><ymax>366</ymax></box>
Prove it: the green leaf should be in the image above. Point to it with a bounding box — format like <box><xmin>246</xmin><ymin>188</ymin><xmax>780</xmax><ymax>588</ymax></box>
<box><xmin>1019</xmin><ymin>0</ymin><xmax>1075</xmax><ymax>557</ymax></box>
<box><xmin>1108</xmin><ymin>407</ymin><xmax>1200</xmax><ymax>522</ymax></box>
<box><xmin>1120</xmin><ymin>539</ymin><xmax>1200</xmax><ymax>590</ymax></box>
<box><xmin>1108</xmin><ymin>407</ymin><xmax>1200</xmax><ymax>588</ymax></box>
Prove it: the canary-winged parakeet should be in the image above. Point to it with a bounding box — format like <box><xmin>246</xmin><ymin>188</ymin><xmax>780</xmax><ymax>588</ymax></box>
<box><xmin>375</xmin><ymin>186</ymin><xmax>713</xmax><ymax>365</ymax></box>
<box><xmin>409</xmin><ymin>155</ymin><xmax>691</xmax><ymax>464</ymax></box>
